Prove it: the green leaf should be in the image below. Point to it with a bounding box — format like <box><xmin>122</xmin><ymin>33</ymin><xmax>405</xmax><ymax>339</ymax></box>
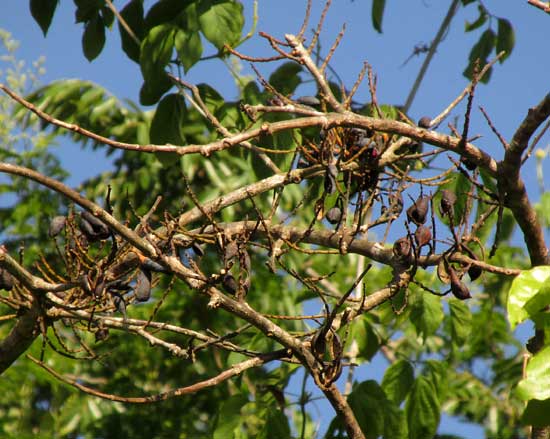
<box><xmin>381</xmin><ymin>359</ymin><xmax>415</xmax><ymax>405</ymax></box>
<box><xmin>521</xmin><ymin>399</ymin><xmax>550</xmax><ymax>427</ymax></box>
<box><xmin>82</xmin><ymin>14</ymin><xmax>106</xmax><ymax>61</ymax></box>
<box><xmin>507</xmin><ymin>266</ymin><xmax>550</xmax><ymax>328</ymax></box>
<box><xmin>74</xmin><ymin>0</ymin><xmax>102</xmax><ymax>23</ymax></box>
<box><xmin>464</xmin><ymin>5</ymin><xmax>487</xmax><ymax>32</ymax></box>
<box><xmin>30</xmin><ymin>0</ymin><xmax>58</xmax><ymax>36</ymax></box>
<box><xmin>449</xmin><ymin>299</ymin><xmax>472</xmax><ymax>347</ymax></box>
<box><xmin>405</xmin><ymin>376</ymin><xmax>440</xmax><ymax>439</ymax></box>
<box><xmin>175</xmin><ymin>29</ymin><xmax>203</xmax><ymax>72</ymax></box>
<box><xmin>139</xmin><ymin>76</ymin><xmax>173</xmax><ymax>106</ymax></box>
<box><xmin>410</xmin><ymin>293</ymin><xmax>444</xmax><ymax>342</ymax></box>
<box><xmin>347</xmin><ymin>380</ymin><xmax>387</xmax><ymax>439</ymax></box>
<box><xmin>371</xmin><ymin>0</ymin><xmax>386</xmax><ymax>33</ymax></box>
<box><xmin>212</xmin><ymin>394</ymin><xmax>248</xmax><ymax>439</ymax></box>
<box><xmin>198</xmin><ymin>0</ymin><xmax>244</xmax><ymax>50</ymax></box>
<box><xmin>352</xmin><ymin>319</ymin><xmax>380</xmax><ymax>361</ymax></box>
<box><xmin>463</xmin><ymin>28</ymin><xmax>496</xmax><ymax>82</ymax></box>
<box><xmin>144</xmin><ymin>0</ymin><xmax>188</xmax><ymax>30</ymax></box>
<box><xmin>516</xmin><ymin>346</ymin><xmax>550</xmax><ymax>400</ymax></box>
<box><xmin>257</xmin><ymin>409</ymin><xmax>291</xmax><ymax>439</ymax></box>
<box><xmin>140</xmin><ymin>24</ymin><xmax>176</xmax><ymax>82</ymax></box>
<box><xmin>150</xmin><ymin>93</ymin><xmax>186</xmax><ymax>146</ymax></box>
<box><xmin>496</xmin><ymin>18</ymin><xmax>515</xmax><ymax>62</ymax></box>
<box><xmin>119</xmin><ymin>0</ymin><xmax>145</xmax><ymax>63</ymax></box>
<box><xmin>269</xmin><ymin>62</ymin><xmax>302</xmax><ymax>96</ymax></box>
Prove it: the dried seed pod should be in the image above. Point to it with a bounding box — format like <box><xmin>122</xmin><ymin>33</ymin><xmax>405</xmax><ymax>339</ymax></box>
<box><xmin>468</xmin><ymin>264</ymin><xmax>483</xmax><ymax>282</ymax></box>
<box><xmin>134</xmin><ymin>268</ymin><xmax>152</xmax><ymax>302</ymax></box>
<box><xmin>461</xmin><ymin>157</ymin><xmax>477</xmax><ymax>171</ymax></box>
<box><xmin>48</xmin><ymin>216</ymin><xmax>67</xmax><ymax>237</ymax></box>
<box><xmin>325</xmin><ymin>207</ymin><xmax>342</xmax><ymax>225</ymax></box>
<box><xmin>311</xmin><ymin>330</ymin><xmax>326</xmax><ymax>360</ymax></box>
<box><xmin>109</xmin><ymin>252</ymin><xmax>139</xmax><ymax>278</ymax></box>
<box><xmin>224</xmin><ymin>240</ymin><xmax>239</xmax><ymax>265</ymax></box>
<box><xmin>80</xmin><ymin>211</ymin><xmax>110</xmax><ymax>241</ymax></box>
<box><xmin>449</xmin><ymin>267</ymin><xmax>471</xmax><ymax>300</ymax></box>
<box><xmin>222</xmin><ymin>273</ymin><xmax>238</xmax><ymax>295</ymax></box>
<box><xmin>406</xmin><ymin>195</ymin><xmax>430</xmax><ymax>225</ymax></box>
<box><xmin>191</xmin><ymin>242</ymin><xmax>204</xmax><ymax>258</ymax></box>
<box><xmin>418</xmin><ymin>116</ymin><xmax>432</xmax><ymax>128</ymax></box>
<box><xmin>393</xmin><ymin>237</ymin><xmax>412</xmax><ymax>261</ymax></box>
<box><xmin>0</xmin><ymin>268</ymin><xmax>14</xmax><ymax>291</ymax></box>
<box><xmin>241</xmin><ymin>250</ymin><xmax>251</xmax><ymax>273</ymax></box>
<box><xmin>296</xmin><ymin>95</ymin><xmax>321</xmax><ymax>106</ymax></box>
<box><xmin>414</xmin><ymin>225</ymin><xmax>432</xmax><ymax>248</ymax></box>
<box><xmin>141</xmin><ymin>258</ymin><xmax>169</xmax><ymax>273</ymax></box>
<box><xmin>439</xmin><ymin>189</ymin><xmax>457</xmax><ymax>216</ymax></box>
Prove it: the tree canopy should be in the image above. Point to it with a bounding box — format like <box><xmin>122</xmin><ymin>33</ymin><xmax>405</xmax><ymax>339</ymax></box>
<box><xmin>1</xmin><ymin>1</ymin><xmax>550</xmax><ymax>438</ymax></box>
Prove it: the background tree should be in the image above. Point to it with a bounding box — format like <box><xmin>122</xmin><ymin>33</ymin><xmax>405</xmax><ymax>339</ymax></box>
<box><xmin>1</xmin><ymin>1</ymin><xmax>550</xmax><ymax>438</ymax></box>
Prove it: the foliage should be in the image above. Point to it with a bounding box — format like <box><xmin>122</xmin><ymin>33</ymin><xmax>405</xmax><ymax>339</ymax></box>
<box><xmin>1</xmin><ymin>1</ymin><xmax>549</xmax><ymax>439</ymax></box>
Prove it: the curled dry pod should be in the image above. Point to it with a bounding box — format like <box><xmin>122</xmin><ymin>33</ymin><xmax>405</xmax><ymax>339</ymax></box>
<box><xmin>49</xmin><ymin>216</ymin><xmax>67</xmax><ymax>237</ymax></box>
<box><xmin>418</xmin><ymin>116</ymin><xmax>432</xmax><ymax>128</ymax></box>
<box><xmin>311</xmin><ymin>330</ymin><xmax>326</xmax><ymax>360</ymax></box>
<box><xmin>0</xmin><ymin>268</ymin><xmax>14</xmax><ymax>291</ymax></box>
<box><xmin>296</xmin><ymin>95</ymin><xmax>321</xmax><ymax>106</ymax></box>
<box><xmin>414</xmin><ymin>225</ymin><xmax>432</xmax><ymax>248</ymax></box>
<box><xmin>324</xmin><ymin>163</ymin><xmax>338</xmax><ymax>195</ymax></box>
<box><xmin>440</xmin><ymin>189</ymin><xmax>457</xmax><ymax>216</ymax></box>
<box><xmin>109</xmin><ymin>252</ymin><xmax>139</xmax><ymax>278</ymax></box>
<box><xmin>224</xmin><ymin>240</ymin><xmax>239</xmax><ymax>265</ymax></box>
<box><xmin>134</xmin><ymin>268</ymin><xmax>152</xmax><ymax>302</ymax></box>
<box><xmin>81</xmin><ymin>211</ymin><xmax>110</xmax><ymax>240</ymax></box>
<box><xmin>406</xmin><ymin>195</ymin><xmax>430</xmax><ymax>225</ymax></box>
<box><xmin>393</xmin><ymin>237</ymin><xmax>412</xmax><ymax>261</ymax></box>
<box><xmin>449</xmin><ymin>267</ymin><xmax>471</xmax><ymax>300</ymax></box>
<box><xmin>222</xmin><ymin>273</ymin><xmax>238</xmax><ymax>295</ymax></box>
<box><xmin>325</xmin><ymin>206</ymin><xmax>342</xmax><ymax>225</ymax></box>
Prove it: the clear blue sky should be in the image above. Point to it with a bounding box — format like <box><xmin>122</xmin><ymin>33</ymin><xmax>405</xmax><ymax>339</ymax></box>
<box><xmin>2</xmin><ymin>1</ymin><xmax>549</xmax><ymax>437</ymax></box>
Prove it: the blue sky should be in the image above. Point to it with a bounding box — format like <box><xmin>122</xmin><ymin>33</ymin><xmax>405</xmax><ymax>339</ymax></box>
<box><xmin>2</xmin><ymin>1</ymin><xmax>550</xmax><ymax>437</ymax></box>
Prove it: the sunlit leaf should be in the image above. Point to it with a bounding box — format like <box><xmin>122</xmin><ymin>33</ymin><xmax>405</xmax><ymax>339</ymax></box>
<box><xmin>507</xmin><ymin>266</ymin><xmax>550</xmax><ymax>328</ymax></box>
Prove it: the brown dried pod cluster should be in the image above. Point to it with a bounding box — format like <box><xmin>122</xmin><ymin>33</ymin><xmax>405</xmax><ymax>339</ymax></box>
<box><xmin>406</xmin><ymin>195</ymin><xmax>430</xmax><ymax>225</ymax></box>
<box><xmin>80</xmin><ymin>211</ymin><xmax>110</xmax><ymax>242</ymax></box>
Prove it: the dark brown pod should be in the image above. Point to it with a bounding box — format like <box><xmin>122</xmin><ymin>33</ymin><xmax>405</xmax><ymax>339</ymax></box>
<box><xmin>222</xmin><ymin>273</ymin><xmax>238</xmax><ymax>295</ymax></box>
<box><xmin>468</xmin><ymin>264</ymin><xmax>483</xmax><ymax>282</ymax></box>
<box><xmin>134</xmin><ymin>268</ymin><xmax>152</xmax><ymax>302</ymax></box>
<box><xmin>0</xmin><ymin>268</ymin><xmax>14</xmax><ymax>291</ymax></box>
<box><xmin>114</xmin><ymin>295</ymin><xmax>127</xmax><ymax>320</ymax></box>
<box><xmin>141</xmin><ymin>258</ymin><xmax>169</xmax><ymax>273</ymax></box>
<box><xmin>414</xmin><ymin>225</ymin><xmax>432</xmax><ymax>248</ymax></box>
<box><xmin>311</xmin><ymin>330</ymin><xmax>327</xmax><ymax>360</ymax></box>
<box><xmin>418</xmin><ymin>116</ymin><xmax>432</xmax><ymax>128</ymax></box>
<box><xmin>191</xmin><ymin>242</ymin><xmax>204</xmax><ymax>258</ymax></box>
<box><xmin>440</xmin><ymin>189</ymin><xmax>457</xmax><ymax>216</ymax></box>
<box><xmin>325</xmin><ymin>207</ymin><xmax>342</xmax><ymax>225</ymax></box>
<box><xmin>109</xmin><ymin>252</ymin><xmax>139</xmax><ymax>278</ymax></box>
<box><xmin>449</xmin><ymin>267</ymin><xmax>471</xmax><ymax>300</ymax></box>
<box><xmin>461</xmin><ymin>157</ymin><xmax>477</xmax><ymax>171</ymax></box>
<box><xmin>393</xmin><ymin>237</ymin><xmax>412</xmax><ymax>261</ymax></box>
<box><xmin>406</xmin><ymin>196</ymin><xmax>430</xmax><ymax>225</ymax></box>
<box><xmin>48</xmin><ymin>216</ymin><xmax>67</xmax><ymax>237</ymax></box>
<box><xmin>80</xmin><ymin>211</ymin><xmax>110</xmax><ymax>241</ymax></box>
